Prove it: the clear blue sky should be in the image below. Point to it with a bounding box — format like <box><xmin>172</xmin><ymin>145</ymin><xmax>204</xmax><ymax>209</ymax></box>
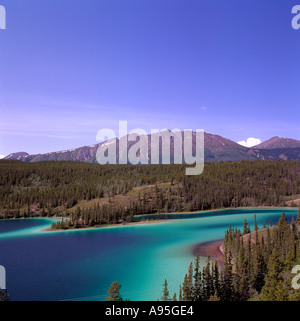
<box><xmin>0</xmin><ymin>0</ymin><xmax>299</xmax><ymax>155</ymax></box>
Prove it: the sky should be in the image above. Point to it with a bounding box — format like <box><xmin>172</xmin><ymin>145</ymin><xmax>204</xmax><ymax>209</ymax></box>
<box><xmin>0</xmin><ymin>0</ymin><xmax>299</xmax><ymax>156</ymax></box>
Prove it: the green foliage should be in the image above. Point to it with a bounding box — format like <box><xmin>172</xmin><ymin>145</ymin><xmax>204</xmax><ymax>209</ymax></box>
<box><xmin>260</xmin><ymin>253</ymin><xmax>288</xmax><ymax>301</ymax></box>
<box><xmin>0</xmin><ymin>289</ymin><xmax>10</xmax><ymax>301</ymax></box>
<box><xmin>161</xmin><ymin>279</ymin><xmax>171</xmax><ymax>301</ymax></box>
<box><xmin>0</xmin><ymin>160</ymin><xmax>299</xmax><ymax>229</ymax></box>
<box><xmin>243</xmin><ymin>218</ymin><xmax>251</xmax><ymax>235</ymax></box>
<box><xmin>208</xmin><ymin>294</ymin><xmax>220</xmax><ymax>301</ymax></box>
<box><xmin>106</xmin><ymin>281</ymin><xmax>123</xmax><ymax>301</ymax></box>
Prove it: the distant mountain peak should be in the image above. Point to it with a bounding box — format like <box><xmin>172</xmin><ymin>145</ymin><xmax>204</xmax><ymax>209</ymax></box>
<box><xmin>4</xmin><ymin>152</ymin><xmax>29</xmax><ymax>161</ymax></box>
<box><xmin>253</xmin><ymin>136</ymin><xmax>300</xmax><ymax>149</ymax></box>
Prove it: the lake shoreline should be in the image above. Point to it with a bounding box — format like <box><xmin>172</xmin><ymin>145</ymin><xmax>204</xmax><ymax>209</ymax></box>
<box><xmin>135</xmin><ymin>205</ymin><xmax>297</xmax><ymax>218</ymax></box>
<box><xmin>42</xmin><ymin>219</ymin><xmax>166</xmax><ymax>232</ymax></box>
<box><xmin>4</xmin><ymin>206</ymin><xmax>295</xmax><ymax>233</ymax></box>
<box><xmin>45</xmin><ymin>206</ymin><xmax>296</xmax><ymax>232</ymax></box>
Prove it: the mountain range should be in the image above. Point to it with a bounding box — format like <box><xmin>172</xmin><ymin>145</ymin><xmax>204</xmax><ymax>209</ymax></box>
<box><xmin>4</xmin><ymin>133</ymin><xmax>300</xmax><ymax>163</ymax></box>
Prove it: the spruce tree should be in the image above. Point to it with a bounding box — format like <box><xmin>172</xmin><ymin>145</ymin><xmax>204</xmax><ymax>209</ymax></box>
<box><xmin>182</xmin><ymin>268</ymin><xmax>193</xmax><ymax>302</ymax></box>
<box><xmin>203</xmin><ymin>257</ymin><xmax>213</xmax><ymax>300</ymax></box>
<box><xmin>221</xmin><ymin>250</ymin><xmax>235</xmax><ymax>301</ymax></box>
<box><xmin>254</xmin><ymin>214</ymin><xmax>259</xmax><ymax>232</ymax></box>
<box><xmin>106</xmin><ymin>281</ymin><xmax>123</xmax><ymax>301</ymax></box>
<box><xmin>179</xmin><ymin>285</ymin><xmax>183</xmax><ymax>301</ymax></box>
<box><xmin>161</xmin><ymin>279</ymin><xmax>171</xmax><ymax>301</ymax></box>
<box><xmin>212</xmin><ymin>261</ymin><xmax>221</xmax><ymax>299</ymax></box>
<box><xmin>193</xmin><ymin>254</ymin><xmax>202</xmax><ymax>301</ymax></box>
<box><xmin>261</xmin><ymin>253</ymin><xmax>285</xmax><ymax>301</ymax></box>
<box><xmin>0</xmin><ymin>289</ymin><xmax>10</xmax><ymax>301</ymax></box>
<box><xmin>243</xmin><ymin>219</ymin><xmax>250</xmax><ymax>235</ymax></box>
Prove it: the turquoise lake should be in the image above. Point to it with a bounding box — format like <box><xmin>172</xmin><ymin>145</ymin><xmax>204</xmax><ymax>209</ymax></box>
<box><xmin>0</xmin><ymin>208</ymin><xmax>297</xmax><ymax>301</ymax></box>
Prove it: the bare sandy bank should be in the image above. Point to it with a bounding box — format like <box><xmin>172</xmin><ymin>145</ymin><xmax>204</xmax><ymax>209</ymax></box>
<box><xmin>192</xmin><ymin>240</ymin><xmax>225</xmax><ymax>265</ymax></box>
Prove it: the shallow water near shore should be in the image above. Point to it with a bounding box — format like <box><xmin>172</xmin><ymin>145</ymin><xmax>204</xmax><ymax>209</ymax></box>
<box><xmin>0</xmin><ymin>208</ymin><xmax>297</xmax><ymax>301</ymax></box>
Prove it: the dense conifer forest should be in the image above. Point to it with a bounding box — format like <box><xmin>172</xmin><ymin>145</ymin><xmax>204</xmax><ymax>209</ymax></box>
<box><xmin>0</xmin><ymin>160</ymin><xmax>299</xmax><ymax>230</ymax></box>
<box><xmin>162</xmin><ymin>211</ymin><xmax>300</xmax><ymax>301</ymax></box>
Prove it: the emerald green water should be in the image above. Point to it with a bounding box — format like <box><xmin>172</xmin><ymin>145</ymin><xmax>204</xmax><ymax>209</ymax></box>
<box><xmin>0</xmin><ymin>208</ymin><xmax>297</xmax><ymax>301</ymax></box>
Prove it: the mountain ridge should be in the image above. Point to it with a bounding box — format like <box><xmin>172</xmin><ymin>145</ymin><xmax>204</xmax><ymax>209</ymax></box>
<box><xmin>3</xmin><ymin>132</ymin><xmax>300</xmax><ymax>163</ymax></box>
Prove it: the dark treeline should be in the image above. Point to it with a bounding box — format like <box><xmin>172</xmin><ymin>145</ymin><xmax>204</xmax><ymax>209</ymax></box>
<box><xmin>162</xmin><ymin>211</ymin><xmax>300</xmax><ymax>301</ymax></box>
<box><xmin>0</xmin><ymin>289</ymin><xmax>10</xmax><ymax>301</ymax></box>
<box><xmin>0</xmin><ymin>160</ymin><xmax>299</xmax><ymax>228</ymax></box>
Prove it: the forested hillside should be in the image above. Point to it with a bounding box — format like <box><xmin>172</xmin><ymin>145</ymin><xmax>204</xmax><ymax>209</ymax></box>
<box><xmin>0</xmin><ymin>160</ymin><xmax>299</xmax><ymax>228</ymax></box>
<box><xmin>164</xmin><ymin>212</ymin><xmax>300</xmax><ymax>301</ymax></box>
